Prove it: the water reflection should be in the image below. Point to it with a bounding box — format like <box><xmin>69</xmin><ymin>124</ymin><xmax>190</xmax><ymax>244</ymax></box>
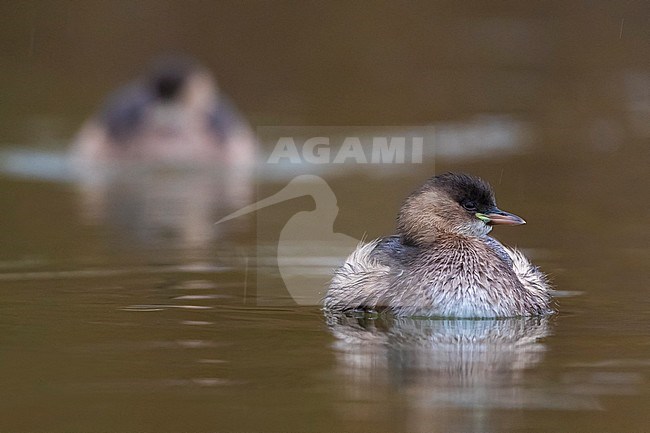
<box><xmin>76</xmin><ymin>164</ymin><xmax>253</xmax><ymax>250</ymax></box>
<box><xmin>425</xmin><ymin>114</ymin><xmax>532</xmax><ymax>160</ymax></box>
<box><xmin>327</xmin><ymin>313</ymin><xmax>602</xmax><ymax>419</ymax></box>
<box><xmin>328</xmin><ymin>313</ymin><xmax>549</xmax><ymax>391</ymax></box>
<box><xmin>0</xmin><ymin>146</ymin><xmax>256</xmax><ymax>252</ymax></box>
<box><xmin>623</xmin><ymin>70</ymin><xmax>650</xmax><ymax>138</ymax></box>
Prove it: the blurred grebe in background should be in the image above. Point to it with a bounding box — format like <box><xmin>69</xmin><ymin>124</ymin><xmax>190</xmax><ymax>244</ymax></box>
<box><xmin>69</xmin><ymin>57</ymin><xmax>257</xmax><ymax>251</ymax></box>
<box><xmin>71</xmin><ymin>56</ymin><xmax>256</xmax><ymax>167</ymax></box>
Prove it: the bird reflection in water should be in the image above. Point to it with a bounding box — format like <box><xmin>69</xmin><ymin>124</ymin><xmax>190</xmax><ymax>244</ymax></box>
<box><xmin>326</xmin><ymin>313</ymin><xmax>600</xmax><ymax>429</ymax></box>
<box><xmin>71</xmin><ymin>56</ymin><xmax>257</xmax><ymax>251</ymax></box>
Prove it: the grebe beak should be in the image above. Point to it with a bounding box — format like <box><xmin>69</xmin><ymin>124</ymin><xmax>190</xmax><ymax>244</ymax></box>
<box><xmin>476</xmin><ymin>208</ymin><xmax>526</xmax><ymax>226</ymax></box>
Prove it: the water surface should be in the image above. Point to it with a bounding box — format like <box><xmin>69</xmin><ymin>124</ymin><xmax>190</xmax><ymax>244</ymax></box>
<box><xmin>0</xmin><ymin>142</ymin><xmax>647</xmax><ymax>432</ymax></box>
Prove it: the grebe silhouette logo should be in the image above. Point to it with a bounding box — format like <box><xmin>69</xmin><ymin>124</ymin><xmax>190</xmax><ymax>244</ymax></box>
<box><xmin>216</xmin><ymin>175</ymin><xmax>360</xmax><ymax>305</ymax></box>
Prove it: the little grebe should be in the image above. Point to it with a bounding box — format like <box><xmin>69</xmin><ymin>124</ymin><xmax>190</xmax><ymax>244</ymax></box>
<box><xmin>325</xmin><ymin>173</ymin><xmax>554</xmax><ymax>318</ymax></box>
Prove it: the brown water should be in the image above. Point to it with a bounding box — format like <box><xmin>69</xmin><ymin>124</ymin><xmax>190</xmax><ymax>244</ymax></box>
<box><xmin>1</xmin><ymin>2</ymin><xmax>650</xmax><ymax>432</ymax></box>
<box><xmin>0</xmin><ymin>145</ymin><xmax>647</xmax><ymax>432</ymax></box>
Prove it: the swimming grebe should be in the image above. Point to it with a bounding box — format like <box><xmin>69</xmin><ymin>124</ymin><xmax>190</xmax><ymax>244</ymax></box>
<box><xmin>71</xmin><ymin>57</ymin><xmax>256</xmax><ymax>166</ymax></box>
<box><xmin>325</xmin><ymin>173</ymin><xmax>554</xmax><ymax>318</ymax></box>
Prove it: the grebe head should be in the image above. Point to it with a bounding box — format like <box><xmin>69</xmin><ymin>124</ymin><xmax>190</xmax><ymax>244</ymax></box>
<box><xmin>396</xmin><ymin>172</ymin><xmax>525</xmax><ymax>245</ymax></box>
<box><xmin>149</xmin><ymin>62</ymin><xmax>190</xmax><ymax>101</ymax></box>
<box><xmin>145</xmin><ymin>57</ymin><xmax>218</xmax><ymax>108</ymax></box>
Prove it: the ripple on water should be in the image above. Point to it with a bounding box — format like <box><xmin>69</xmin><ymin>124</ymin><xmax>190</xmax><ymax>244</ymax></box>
<box><xmin>120</xmin><ymin>304</ymin><xmax>213</xmax><ymax>312</ymax></box>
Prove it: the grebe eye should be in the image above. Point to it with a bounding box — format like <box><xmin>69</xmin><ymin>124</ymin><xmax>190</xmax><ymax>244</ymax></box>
<box><xmin>462</xmin><ymin>201</ymin><xmax>477</xmax><ymax>211</ymax></box>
